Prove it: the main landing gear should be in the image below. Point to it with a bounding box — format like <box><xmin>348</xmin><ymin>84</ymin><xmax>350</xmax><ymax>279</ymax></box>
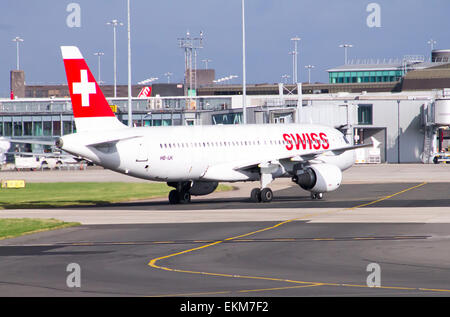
<box><xmin>250</xmin><ymin>187</ymin><xmax>273</xmax><ymax>203</ymax></box>
<box><xmin>250</xmin><ymin>170</ymin><xmax>274</xmax><ymax>203</ymax></box>
<box><xmin>250</xmin><ymin>186</ymin><xmax>324</xmax><ymax>202</ymax></box>
<box><xmin>168</xmin><ymin>182</ymin><xmax>191</xmax><ymax>204</ymax></box>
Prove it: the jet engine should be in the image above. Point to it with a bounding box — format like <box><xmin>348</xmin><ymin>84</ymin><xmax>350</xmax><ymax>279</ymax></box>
<box><xmin>189</xmin><ymin>181</ymin><xmax>219</xmax><ymax>196</ymax></box>
<box><xmin>293</xmin><ymin>163</ymin><xmax>342</xmax><ymax>193</ymax></box>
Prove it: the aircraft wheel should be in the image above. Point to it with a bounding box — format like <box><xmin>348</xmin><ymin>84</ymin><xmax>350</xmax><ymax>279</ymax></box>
<box><xmin>311</xmin><ymin>193</ymin><xmax>323</xmax><ymax>200</ymax></box>
<box><xmin>250</xmin><ymin>188</ymin><xmax>262</xmax><ymax>202</ymax></box>
<box><xmin>260</xmin><ymin>188</ymin><xmax>273</xmax><ymax>203</ymax></box>
<box><xmin>168</xmin><ymin>190</ymin><xmax>180</xmax><ymax>204</ymax></box>
<box><xmin>179</xmin><ymin>191</ymin><xmax>191</xmax><ymax>204</ymax></box>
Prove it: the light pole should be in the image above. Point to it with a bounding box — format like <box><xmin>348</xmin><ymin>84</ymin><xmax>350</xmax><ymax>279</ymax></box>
<box><xmin>127</xmin><ymin>0</ymin><xmax>132</xmax><ymax>127</ymax></box>
<box><xmin>289</xmin><ymin>51</ymin><xmax>295</xmax><ymax>84</ymax></box>
<box><xmin>94</xmin><ymin>52</ymin><xmax>104</xmax><ymax>84</ymax></box>
<box><xmin>12</xmin><ymin>36</ymin><xmax>24</xmax><ymax>70</ymax></box>
<box><xmin>305</xmin><ymin>65</ymin><xmax>315</xmax><ymax>84</ymax></box>
<box><xmin>428</xmin><ymin>38</ymin><xmax>437</xmax><ymax>51</ymax></box>
<box><xmin>106</xmin><ymin>19</ymin><xmax>123</xmax><ymax>98</ymax></box>
<box><xmin>202</xmin><ymin>58</ymin><xmax>212</xmax><ymax>69</ymax></box>
<box><xmin>281</xmin><ymin>74</ymin><xmax>290</xmax><ymax>84</ymax></box>
<box><xmin>290</xmin><ymin>37</ymin><xmax>301</xmax><ymax>83</ymax></box>
<box><xmin>339</xmin><ymin>44</ymin><xmax>353</xmax><ymax>64</ymax></box>
<box><xmin>241</xmin><ymin>0</ymin><xmax>247</xmax><ymax>124</ymax></box>
<box><xmin>164</xmin><ymin>72</ymin><xmax>173</xmax><ymax>83</ymax></box>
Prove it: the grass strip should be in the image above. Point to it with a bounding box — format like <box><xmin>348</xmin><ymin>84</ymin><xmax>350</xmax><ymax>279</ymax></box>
<box><xmin>0</xmin><ymin>182</ymin><xmax>233</xmax><ymax>209</ymax></box>
<box><xmin>0</xmin><ymin>218</ymin><xmax>80</xmax><ymax>240</ymax></box>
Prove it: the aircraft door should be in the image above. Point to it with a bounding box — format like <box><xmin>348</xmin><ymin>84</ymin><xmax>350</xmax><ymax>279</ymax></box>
<box><xmin>136</xmin><ymin>141</ymin><xmax>149</xmax><ymax>163</ymax></box>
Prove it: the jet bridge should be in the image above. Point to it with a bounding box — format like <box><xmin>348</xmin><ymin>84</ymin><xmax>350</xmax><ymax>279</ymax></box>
<box><xmin>421</xmin><ymin>97</ymin><xmax>450</xmax><ymax>163</ymax></box>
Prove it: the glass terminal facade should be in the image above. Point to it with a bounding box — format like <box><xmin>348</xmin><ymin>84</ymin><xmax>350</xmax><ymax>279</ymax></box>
<box><xmin>0</xmin><ymin>96</ymin><xmax>234</xmax><ymax>138</ymax></box>
<box><xmin>329</xmin><ymin>70</ymin><xmax>404</xmax><ymax>84</ymax></box>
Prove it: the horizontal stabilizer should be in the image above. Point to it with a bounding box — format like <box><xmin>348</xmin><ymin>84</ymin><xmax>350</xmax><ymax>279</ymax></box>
<box><xmin>85</xmin><ymin>135</ymin><xmax>142</xmax><ymax>147</ymax></box>
<box><xmin>0</xmin><ymin>137</ymin><xmax>55</xmax><ymax>146</ymax></box>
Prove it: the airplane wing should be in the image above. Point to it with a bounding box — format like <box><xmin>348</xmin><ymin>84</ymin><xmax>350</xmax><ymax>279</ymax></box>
<box><xmin>288</xmin><ymin>141</ymin><xmax>374</xmax><ymax>162</ymax></box>
<box><xmin>8</xmin><ymin>152</ymin><xmax>77</xmax><ymax>158</ymax></box>
<box><xmin>233</xmin><ymin>140</ymin><xmax>374</xmax><ymax>171</ymax></box>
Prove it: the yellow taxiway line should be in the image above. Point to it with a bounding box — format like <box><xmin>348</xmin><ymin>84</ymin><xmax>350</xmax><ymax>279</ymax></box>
<box><xmin>148</xmin><ymin>182</ymin><xmax>450</xmax><ymax>295</ymax></box>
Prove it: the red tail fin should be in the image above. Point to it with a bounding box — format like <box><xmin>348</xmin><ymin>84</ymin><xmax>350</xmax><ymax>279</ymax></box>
<box><xmin>61</xmin><ymin>46</ymin><xmax>126</xmax><ymax>132</ymax></box>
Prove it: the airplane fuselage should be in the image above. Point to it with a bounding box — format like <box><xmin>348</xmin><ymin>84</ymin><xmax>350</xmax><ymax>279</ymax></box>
<box><xmin>60</xmin><ymin>123</ymin><xmax>355</xmax><ymax>183</ymax></box>
<box><xmin>59</xmin><ymin>45</ymin><xmax>369</xmax><ymax>203</ymax></box>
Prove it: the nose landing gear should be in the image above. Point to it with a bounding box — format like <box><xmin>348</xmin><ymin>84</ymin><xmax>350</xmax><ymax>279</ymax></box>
<box><xmin>310</xmin><ymin>192</ymin><xmax>323</xmax><ymax>200</ymax></box>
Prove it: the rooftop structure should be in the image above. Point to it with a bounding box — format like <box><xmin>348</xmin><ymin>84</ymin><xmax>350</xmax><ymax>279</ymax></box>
<box><xmin>327</xmin><ymin>56</ymin><xmax>450</xmax><ymax>84</ymax></box>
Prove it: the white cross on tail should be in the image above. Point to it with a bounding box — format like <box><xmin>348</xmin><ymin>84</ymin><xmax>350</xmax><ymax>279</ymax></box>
<box><xmin>72</xmin><ymin>69</ymin><xmax>96</xmax><ymax>107</ymax></box>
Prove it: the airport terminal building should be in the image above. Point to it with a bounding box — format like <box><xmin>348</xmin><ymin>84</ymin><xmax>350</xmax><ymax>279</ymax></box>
<box><xmin>3</xmin><ymin>50</ymin><xmax>450</xmax><ymax>164</ymax></box>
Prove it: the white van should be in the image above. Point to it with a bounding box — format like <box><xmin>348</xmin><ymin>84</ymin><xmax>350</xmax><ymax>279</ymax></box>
<box><xmin>14</xmin><ymin>155</ymin><xmax>62</xmax><ymax>170</ymax></box>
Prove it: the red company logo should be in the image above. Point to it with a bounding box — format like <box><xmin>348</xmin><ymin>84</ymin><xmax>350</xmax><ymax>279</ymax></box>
<box><xmin>283</xmin><ymin>132</ymin><xmax>329</xmax><ymax>151</ymax></box>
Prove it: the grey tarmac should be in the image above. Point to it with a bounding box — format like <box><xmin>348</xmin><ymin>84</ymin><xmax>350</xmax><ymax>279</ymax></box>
<box><xmin>0</xmin><ymin>164</ymin><xmax>450</xmax><ymax>297</ymax></box>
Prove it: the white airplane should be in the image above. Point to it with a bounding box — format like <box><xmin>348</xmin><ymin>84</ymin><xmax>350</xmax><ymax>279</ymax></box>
<box><xmin>57</xmin><ymin>46</ymin><xmax>372</xmax><ymax>204</ymax></box>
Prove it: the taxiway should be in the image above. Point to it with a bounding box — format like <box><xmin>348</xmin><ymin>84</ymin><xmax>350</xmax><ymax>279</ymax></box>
<box><xmin>0</xmin><ymin>165</ymin><xmax>450</xmax><ymax>296</ymax></box>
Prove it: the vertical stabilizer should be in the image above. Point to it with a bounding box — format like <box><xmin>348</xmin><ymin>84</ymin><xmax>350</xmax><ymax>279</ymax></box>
<box><xmin>61</xmin><ymin>46</ymin><xmax>126</xmax><ymax>132</ymax></box>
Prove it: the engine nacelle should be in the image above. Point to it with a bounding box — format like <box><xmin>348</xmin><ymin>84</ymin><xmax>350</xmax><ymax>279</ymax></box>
<box><xmin>189</xmin><ymin>181</ymin><xmax>219</xmax><ymax>196</ymax></box>
<box><xmin>294</xmin><ymin>163</ymin><xmax>342</xmax><ymax>193</ymax></box>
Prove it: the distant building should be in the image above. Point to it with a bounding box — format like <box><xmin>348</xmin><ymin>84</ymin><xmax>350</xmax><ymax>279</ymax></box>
<box><xmin>10</xmin><ymin>70</ymin><xmax>25</xmax><ymax>98</ymax></box>
<box><xmin>327</xmin><ymin>56</ymin><xmax>450</xmax><ymax>84</ymax></box>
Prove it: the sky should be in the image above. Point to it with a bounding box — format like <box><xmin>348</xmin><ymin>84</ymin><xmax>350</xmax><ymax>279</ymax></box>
<box><xmin>1</xmin><ymin>0</ymin><xmax>450</xmax><ymax>97</ymax></box>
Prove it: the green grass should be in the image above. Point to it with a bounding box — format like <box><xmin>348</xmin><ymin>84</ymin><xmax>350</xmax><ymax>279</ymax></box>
<box><xmin>0</xmin><ymin>182</ymin><xmax>233</xmax><ymax>209</ymax></box>
<box><xmin>0</xmin><ymin>182</ymin><xmax>233</xmax><ymax>240</ymax></box>
<box><xmin>0</xmin><ymin>218</ymin><xmax>80</xmax><ymax>240</ymax></box>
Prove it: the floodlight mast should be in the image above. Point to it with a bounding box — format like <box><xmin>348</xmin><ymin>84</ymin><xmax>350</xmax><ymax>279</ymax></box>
<box><xmin>127</xmin><ymin>0</ymin><xmax>132</xmax><ymax>127</ymax></box>
<box><xmin>178</xmin><ymin>31</ymin><xmax>203</xmax><ymax>98</ymax></box>
<box><xmin>106</xmin><ymin>19</ymin><xmax>124</xmax><ymax>98</ymax></box>
<box><xmin>428</xmin><ymin>38</ymin><xmax>437</xmax><ymax>51</ymax></box>
<box><xmin>164</xmin><ymin>72</ymin><xmax>173</xmax><ymax>83</ymax></box>
<box><xmin>242</xmin><ymin>0</ymin><xmax>247</xmax><ymax>124</ymax></box>
<box><xmin>305</xmin><ymin>65</ymin><xmax>315</xmax><ymax>84</ymax></box>
<box><xmin>202</xmin><ymin>58</ymin><xmax>212</xmax><ymax>69</ymax></box>
<box><xmin>290</xmin><ymin>37</ymin><xmax>301</xmax><ymax>83</ymax></box>
<box><xmin>94</xmin><ymin>52</ymin><xmax>105</xmax><ymax>84</ymax></box>
<box><xmin>339</xmin><ymin>44</ymin><xmax>353</xmax><ymax>65</ymax></box>
<box><xmin>12</xmin><ymin>36</ymin><xmax>24</xmax><ymax>70</ymax></box>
